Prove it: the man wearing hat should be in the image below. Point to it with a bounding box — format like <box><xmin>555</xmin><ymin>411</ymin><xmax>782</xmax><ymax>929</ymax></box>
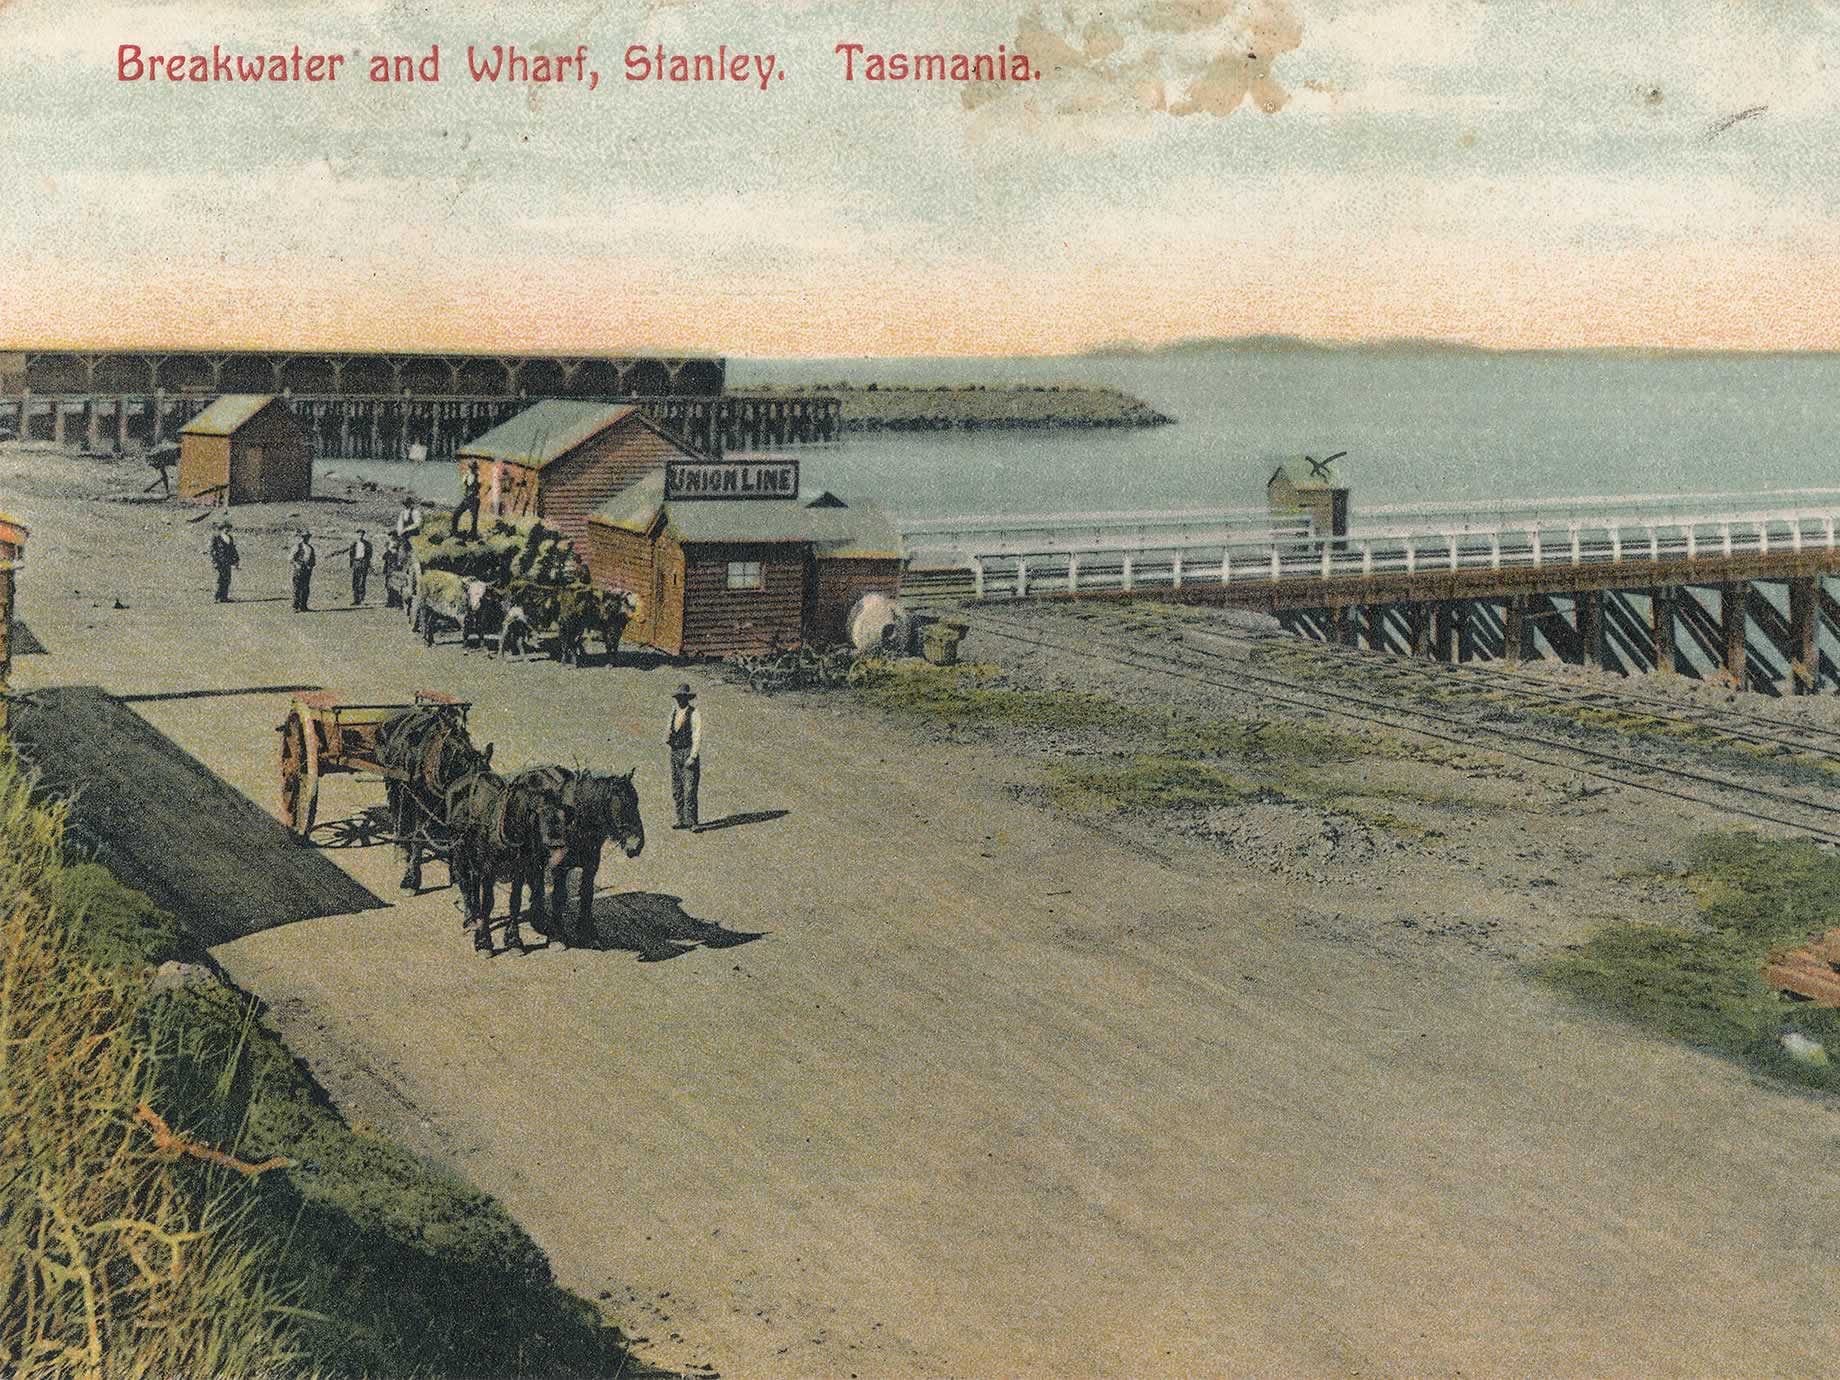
<box><xmin>666</xmin><ymin>683</ymin><xmax>703</xmax><ymax>830</ymax></box>
<box><xmin>394</xmin><ymin>494</ymin><xmax>424</xmax><ymax>542</ymax></box>
<box><xmin>207</xmin><ymin>518</ymin><xmax>239</xmax><ymax>603</ymax></box>
<box><xmin>289</xmin><ymin>530</ymin><xmax>317</xmax><ymax>612</ymax></box>
<box><xmin>453</xmin><ymin>459</ymin><xmax>482</xmax><ymax>539</ymax></box>
<box><xmin>344</xmin><ymin>529</ymin><xmax>374</xmax><ymax>606</ymax></box>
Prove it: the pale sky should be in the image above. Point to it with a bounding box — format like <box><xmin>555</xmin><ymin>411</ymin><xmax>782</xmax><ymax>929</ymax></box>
<box><xmin>4</xmin><ymin>0</ymin><xmax>1839</xmax><ymax>355</ymax></box>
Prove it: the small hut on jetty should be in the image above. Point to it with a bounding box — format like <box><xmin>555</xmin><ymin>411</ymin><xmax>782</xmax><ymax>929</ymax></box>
<box><xmin>1266</xmin><ymin>458</ymin><xmax>1350</xmax><ymax>542</ymax></box>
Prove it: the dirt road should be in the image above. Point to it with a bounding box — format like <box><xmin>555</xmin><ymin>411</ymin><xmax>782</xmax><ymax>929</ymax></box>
<box><xmin>10</xmin><ymin>447</ymin><xmax>1840</xmax><ymax>1377</ymax></box>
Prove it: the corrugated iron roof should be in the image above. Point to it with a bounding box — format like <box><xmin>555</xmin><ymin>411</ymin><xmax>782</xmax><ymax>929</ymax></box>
<box><xmin>591</xmin><ymin>474</ymin><xmax>901</xmax><ymax>559</ymax></box>
<box><xmin>457</xmin><ymin>400</ymin><xmax>649</xmax><ymax>469</ymax></box>
<box><xmin>179</xmin><ymin>395</ymin><xmax>281</xmax><ymax>437</ymax></box>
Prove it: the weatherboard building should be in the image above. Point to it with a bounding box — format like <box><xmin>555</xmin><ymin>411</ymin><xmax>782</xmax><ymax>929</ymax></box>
<box><xmin>587</xmin><ymin>462</ymin><xmax>902</xmax><ymax>659</ymax></box>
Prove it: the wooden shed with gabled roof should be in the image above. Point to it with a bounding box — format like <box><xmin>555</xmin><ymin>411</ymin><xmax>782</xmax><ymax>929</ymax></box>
<box><xmin>456</xmin><ymin>400</ymin><xmax>707</xmax><ymax>555</ymax></box>
<box><xmin>177</xmin><ymin>394</ymin><xmax>311</xmax><ymax>505</ymax></box>
<box><xmin>586</xmin><ymin>471</ymin><xmax>903</xmax><ymax>658</ymax></box>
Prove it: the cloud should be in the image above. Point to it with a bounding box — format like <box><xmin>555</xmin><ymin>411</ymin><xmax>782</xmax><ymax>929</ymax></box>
<box><xmin>964</xmin><ymin>0</ymin><xmax>1303</xmax><ymax>121</ymax></box>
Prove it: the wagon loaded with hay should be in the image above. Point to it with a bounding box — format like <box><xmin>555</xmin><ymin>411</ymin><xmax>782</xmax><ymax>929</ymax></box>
<box><xmin>405</xmin><ymin>512</ymin><xmax>638</xmax><ymax>662</ymax></box>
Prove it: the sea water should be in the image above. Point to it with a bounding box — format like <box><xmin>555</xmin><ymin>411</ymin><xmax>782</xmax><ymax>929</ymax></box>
<box><xmin>317</xmin><ymin>349</ymin><xmax>1840</xmax><ymax>521</ymax></box>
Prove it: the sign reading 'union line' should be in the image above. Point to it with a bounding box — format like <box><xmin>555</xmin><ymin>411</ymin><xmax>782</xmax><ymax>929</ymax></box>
<box><xmin>665</xmin><ymin>459</ymin><xmax>799</xmax><ymax>501</ymax></box>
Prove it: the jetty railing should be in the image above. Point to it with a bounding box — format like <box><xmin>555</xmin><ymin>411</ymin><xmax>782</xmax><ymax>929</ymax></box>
<box><xmin>902</xmin><ymin>506</ymin><xmax>1311</xmax><ymax>566</ymax></box>
<box><xmin>1356</xmin><ymin>488</ymin><xmax>1840</xmax><ymax>536</ymax></box>
<box><xmin>902</xmin><ymin>502</ymin><xmax>1840</xmax><ymax>601</ymax></box>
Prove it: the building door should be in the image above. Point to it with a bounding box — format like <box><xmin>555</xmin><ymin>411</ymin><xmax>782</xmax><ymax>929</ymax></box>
<box><xmin>801</xmin><ymin>549</ymin><xmax>819</xmax><ymax>645</ymax></box>
<box><xmin>661</xmin><ymin>554</ymin><xmax>684</xmax><ymax>655</ymax></box>
<box><xmin>234</xmin><ymin>445</ymin><xmax>264</xmax><ymax>503</ymax></box>
<box><xmin>651</xmin><ymin>549</ymin><xmax>667</xmax><ymax>653</ymax></box>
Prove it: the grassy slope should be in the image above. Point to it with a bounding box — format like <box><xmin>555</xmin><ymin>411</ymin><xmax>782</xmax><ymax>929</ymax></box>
<box><xmin>1</xmin><ymin>745</ymin><xmax>660</xmax><ymax>1378</ymax></box>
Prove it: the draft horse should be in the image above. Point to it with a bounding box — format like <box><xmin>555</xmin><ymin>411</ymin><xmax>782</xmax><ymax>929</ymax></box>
<box><xmin>512</xmin><ymin>766</ymin><xmax>646</xmax><ymax>944</ymax></box>
<box><xmin>444</xmin><ymin>769</ymin><xmax>573</xmax><ymax>955</ymax></box>
<box><xmin>375</xmin><ymin>705</ymin><xmax>494</xmax><ymax>893</ymax></box>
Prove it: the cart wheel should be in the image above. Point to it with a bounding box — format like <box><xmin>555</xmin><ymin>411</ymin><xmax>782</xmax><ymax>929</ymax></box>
<box><xmin>278</xmin><ymin>711</ymin><xmax>319</xmax><ymax>838</ymax></box>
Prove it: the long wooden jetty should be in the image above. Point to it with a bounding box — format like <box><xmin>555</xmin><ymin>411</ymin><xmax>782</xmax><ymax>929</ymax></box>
<box><xmin>901</xmin><ymin>490</ymin><xmax>1840</xmax><ymax>694</ymax></box>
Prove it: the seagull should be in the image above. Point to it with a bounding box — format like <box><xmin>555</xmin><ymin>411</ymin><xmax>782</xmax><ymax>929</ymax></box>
<box><xmin>1305</xmin><ymin>451</ymin><xmax>1348</xmax><ymax>482</ymax></box>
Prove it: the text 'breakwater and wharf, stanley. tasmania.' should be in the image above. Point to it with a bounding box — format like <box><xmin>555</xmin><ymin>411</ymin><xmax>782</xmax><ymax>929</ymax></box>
<box><xmin>115</xmin><ymin>42</ymin><xmax>1044</xmax><ymax>88</ymax></box>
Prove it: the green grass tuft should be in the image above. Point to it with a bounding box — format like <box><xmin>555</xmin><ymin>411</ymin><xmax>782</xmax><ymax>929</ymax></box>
<box><xmin>53</xmin><ymin>861</ymin><xmax>183</xmax><ymax>969</ymax></box>
<box><xmin>1542</xmin><ymin>833</ymin><xmax>1840</xmax><ymax>1091</ymax></box>
<box><xmin>1048</xmin><ymin>755</ymin><xmax>1268</xmax><ymax>813</ymax></box>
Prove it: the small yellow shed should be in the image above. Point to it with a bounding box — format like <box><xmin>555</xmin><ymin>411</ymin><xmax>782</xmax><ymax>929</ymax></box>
<box><xmin>178</xmin><ymin>395</ymin><xmax>312</xmax><ymax>505</ymax></box>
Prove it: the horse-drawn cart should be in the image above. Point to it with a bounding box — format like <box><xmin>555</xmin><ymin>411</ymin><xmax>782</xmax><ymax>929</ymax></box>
<box><xmin>276</xmin><ymin>689</ymin><xmax>470</xmax><ymax>837</ymax></box>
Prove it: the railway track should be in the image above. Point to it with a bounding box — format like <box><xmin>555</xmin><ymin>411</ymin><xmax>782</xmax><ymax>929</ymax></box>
<box><xmin>966</xmin><ymin>609</ymin><xmax>1840</xmax><ymax>845</ymax></box>
<box><xmin>1212</xmin><ymin>626</ymin><xmax>1840</xmax><ymax>765</ymax></box>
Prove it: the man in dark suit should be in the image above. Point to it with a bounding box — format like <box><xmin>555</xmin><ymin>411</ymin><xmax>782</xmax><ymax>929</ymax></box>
<box><xmin>290</xmin><ymin>531</ymin><xmax>316</xmax><ymax>612</ymax></box>
<box><xmin>208</xmin><ymin>519</ymin><xmax>239</xmax><ymax>602</ymax></box>
<box><xmin>453</xmin><ymin>460</ymin><xmax>482</xmax><ymax>538</ymax></box>
<box><xmin>345</xmin><ymin>530</ymin><xmax>374</xmax><ymax>605</ymax></box>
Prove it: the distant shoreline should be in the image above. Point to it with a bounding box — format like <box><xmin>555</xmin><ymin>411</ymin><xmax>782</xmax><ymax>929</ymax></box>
<box><xmin>1078</xmin><ymin>333</ymin><xmax>1840</xmax><ymax>361</ymax></box>
<box><xmin>732</xmin><ymin>381</ymin><xmax>1174</xmax><ymax>432</ymax></box>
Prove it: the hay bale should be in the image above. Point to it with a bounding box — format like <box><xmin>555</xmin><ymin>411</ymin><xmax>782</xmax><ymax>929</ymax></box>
<box><xmin>411</xmin><ymin>513</ymin><xmax>586</xmax><ymax>589</ymax></box>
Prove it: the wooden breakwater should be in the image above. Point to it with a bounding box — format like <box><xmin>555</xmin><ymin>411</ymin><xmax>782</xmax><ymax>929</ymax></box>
<box><xmin>730</xmin><ymin>383</ymin><xmax>1174</xmax><ymax>432</ymax></box>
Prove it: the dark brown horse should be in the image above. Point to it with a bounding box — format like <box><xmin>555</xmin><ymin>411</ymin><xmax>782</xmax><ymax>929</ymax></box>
<box><xmin>512</xmin><ymin>767</ymin><xmax>645</xmax><ymax>944</ymax></box>
<box><xmin>557</xmin><ymin>588</ymin><xmax>638</xmax><ymax>667</ymax></box>
<box><xmin>375</xmin><ymin>706</ymin><xmax>493</xmax><ymax>892</ymax></box>
<box><xmin>445</xmin><ymin>770</ymin><xmax>573</xmax><ymax>955</ymax></box>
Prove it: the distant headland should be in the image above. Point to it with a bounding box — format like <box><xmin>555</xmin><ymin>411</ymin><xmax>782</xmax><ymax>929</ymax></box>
<box><xmin>1080</xmin><ymin>334</ymin><xmax>1838</xmax><ymax>360</ymax></box>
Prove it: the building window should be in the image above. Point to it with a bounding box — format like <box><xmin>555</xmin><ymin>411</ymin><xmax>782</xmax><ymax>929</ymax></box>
<box><xmin>726</xmin><ymin>560</ymin><xmax>764</xmax><ymax>590</ymax></box>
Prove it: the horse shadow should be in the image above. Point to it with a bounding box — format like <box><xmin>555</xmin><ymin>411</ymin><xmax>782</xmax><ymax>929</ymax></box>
<box><xmin>606</xmin><ymin>647</ymin><xmax>677</xmax><ymax>672</ymax></box>
<box><xmin>568</xmin><ymin>891</ymin><xmax>765</xmax><ymax>963</ymax></box>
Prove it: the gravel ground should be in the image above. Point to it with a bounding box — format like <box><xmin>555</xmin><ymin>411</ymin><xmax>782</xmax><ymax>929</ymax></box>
<box><xmin>15</xmin><ymin>447</ymin><xmax>1840</xmax><ymax>1378</ymax></box>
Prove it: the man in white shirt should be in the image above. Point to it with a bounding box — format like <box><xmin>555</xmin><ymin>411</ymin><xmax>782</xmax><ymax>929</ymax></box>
<box><xmin>666</xmin><ymin>683</ymin><xmax>702</xmax><ymax>830</ymax></box>
<box><xmin>393</xmin><ymin>495</ymin><xmax>423</xmax><ymax>542</ymax></box>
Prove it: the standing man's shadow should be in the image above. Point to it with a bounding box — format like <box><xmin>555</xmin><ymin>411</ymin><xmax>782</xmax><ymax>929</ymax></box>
<box><xmin>574</xmin><ymin>892</ymin><xmax>764</xmax><ymax>963</ymax></box>
<box><xmin>692</xmin><ymin>808</ymin><xmax>788</xmax><ymax>834</ymax></box>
